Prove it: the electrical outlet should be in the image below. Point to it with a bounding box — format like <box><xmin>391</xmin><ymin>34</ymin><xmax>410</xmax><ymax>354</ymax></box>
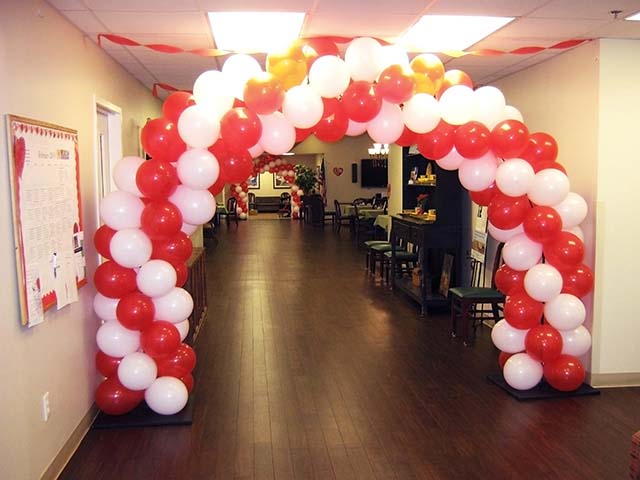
<box><xmin>42</xmin><ymin>392</ymin><xmax>50</xmax><ymax>422</ymax></box>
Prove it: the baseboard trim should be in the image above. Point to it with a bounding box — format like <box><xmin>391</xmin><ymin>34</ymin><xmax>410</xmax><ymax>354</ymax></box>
<box><xmin>587</xmin><ymin>372</ymin><xmax>640</xmax><ymax>388</ymax></box>
<box><xmin>41</xmin><ymin>404</ymin><xmax>98</xmax><ymax>480</ymax></box>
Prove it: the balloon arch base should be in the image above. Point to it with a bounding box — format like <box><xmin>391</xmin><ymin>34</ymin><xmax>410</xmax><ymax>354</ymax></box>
<box><xmin>92</xmin><ymin>396</ymin><xmax>195</xmax><ymax>429</ymax></box>
<box><xmin>487</xmin><ymin>373</ymin><xmax>599</xmax><ymax>401</ymax></box>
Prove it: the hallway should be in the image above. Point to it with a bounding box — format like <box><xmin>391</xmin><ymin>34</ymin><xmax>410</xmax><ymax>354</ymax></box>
<box><xmin>62</xmin><ymin>220</ymin><xmax>640</xmax><ymax>479</ymax></box>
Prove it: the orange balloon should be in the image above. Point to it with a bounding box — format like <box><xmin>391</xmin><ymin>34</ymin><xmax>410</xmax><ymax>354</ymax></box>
<box><xmin>410</xmin><ymin>54</ymin><xmax>445</xmax><ymax>95</ymax></box>
<box><xmin>266</xmin><ymin>56</ymin><xmax>307</xmax><ymax>91</ymax></box>
<box><xmin>437</xmin><ymin>69</ymin><xmax>474</xmax><ymax>98</ymax></box>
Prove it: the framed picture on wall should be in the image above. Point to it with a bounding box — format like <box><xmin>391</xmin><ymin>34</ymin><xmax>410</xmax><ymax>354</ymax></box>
<box><xmin>248</xmin><ymin>175</ymin><xmax>260</xmax><ymax>189</ymax></box>
<box><xmin>273</xmin><ymin>172</ymin><xmax>291</xmax><ymax>189</ymax></box>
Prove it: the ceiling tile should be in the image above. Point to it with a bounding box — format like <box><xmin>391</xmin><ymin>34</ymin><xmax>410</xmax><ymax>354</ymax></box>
<box><xmin>424</xmin><ymin>0</ymin><xmax>549</xmax><ymax>17</ymax></box>
<box><xmin>492</xmin><ymin>17</ymin><xmax>610</xmax><ymax>39</ymax></box>
<box><xmin>94</xmin><ymin>11</ymin><xmax>210</xmax><ymax>35</ymax></box>
<box><xmin>82</xmin><ymin>0</ymin><xmax>200</xmax><ymax>11</ymax></box>
<box><xmin>47</xmin><ymin>0</ymin><xmax>86</xmax><ymax>10</ymax></box>
<box><xmin>529</xmin><ymin>0</ymin><xmax>640</xmax><ymax>20</ymax></box>
<box><xmin>315</xmin><ymin>0</ymin><xmax>426</xmax><ymax>15</ymax></box>
<box><xmin>587</xmin><ymin>20</ymin><xmax>640</xmax><ymax>39</ymax></box>
<box><xmin>304</xmin><ymin>14</ymin><xmax>416</xmax><ymax>39</ymax></box>
<box><xmin>60</xmin><ymin>10</ymin><xmax>107</xmax><ymax>32</ymax></box>
<box><xmin>198</xmin><ymin>0</ymin><xmax>315</xmax><ymax>11</ymax></box>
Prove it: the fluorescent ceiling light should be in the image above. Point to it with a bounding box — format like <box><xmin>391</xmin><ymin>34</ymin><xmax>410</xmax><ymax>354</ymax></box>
<box><xmin>399</xmin><ymin>15</ymin><xmax>514</xmax><ymax>52</ymax></box>
<box><xmin>626</xmin><ymin>11</ymin><xmax>640</xmax><ymax>21</ymax></box>
<box><xmin>208</xmin><ymin>12</ymin><xmax>305</xmax><ymax>53</ymax></box>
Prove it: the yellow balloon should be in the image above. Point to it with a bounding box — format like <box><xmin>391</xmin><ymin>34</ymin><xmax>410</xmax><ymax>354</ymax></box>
<box><xmin>411</xmin><ymin>54</ymin><xmax>444</xmax><ymax>95</ymax></box>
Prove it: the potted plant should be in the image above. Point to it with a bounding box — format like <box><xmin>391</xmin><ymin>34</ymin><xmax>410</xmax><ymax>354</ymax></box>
<box><xmin>293</xmin><ymin>164</ymin><xmax>317</xmax><ymax>195</ymax></box>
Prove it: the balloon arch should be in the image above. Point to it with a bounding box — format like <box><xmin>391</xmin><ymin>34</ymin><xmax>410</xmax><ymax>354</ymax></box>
<box><xmin>93</xmin><ymin>37</ymin><xmax>593</xmax><ymax>415</ymax></box>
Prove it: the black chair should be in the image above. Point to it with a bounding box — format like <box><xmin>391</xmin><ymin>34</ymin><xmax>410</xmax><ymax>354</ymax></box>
<box><xmin>304</xmin><ymin>194</ymin><xmax>334</xmax><ymax>227</ymax></box>
<box><xmin>381</xmin><ymin>242</ymin><xmax>419</xmax><ymax>284</ymax></box>
<box><xmin>248</xmin><ymin>192</ymin><xmax>256</xmax><ymax>212</ymax></box>
<box><xmin>334</xmin><ymin>200</ymin><xmax>354</xmax><ymax>233</ymax></box>
<box><xmin>218</xmin><ymin>197</ymin><xmax>239</xmax><ymax>226</ymax></box>
<box><xmin>449</xmin><ymin>243</ymin><xmax>505</xmax><ymax>345</ymax></box>
<box><xmin>353</xmin><ymin>202</ymin><xmax>376</xmax><ymax>246</ymax></box>
<box><xmin>278</xmin><ymin>192</ymin><xmax>291</xmax><ymax>217</ymax></box>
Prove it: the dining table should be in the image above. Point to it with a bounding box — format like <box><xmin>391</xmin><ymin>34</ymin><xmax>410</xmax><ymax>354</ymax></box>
<box><xmin>341</xmin><ymin>204</ymin><xmax>386</xmax><ymax>220</ymax></box>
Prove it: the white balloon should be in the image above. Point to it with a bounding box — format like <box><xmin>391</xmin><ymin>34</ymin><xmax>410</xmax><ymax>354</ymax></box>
<box><xmin>344</xmin><ymin>37</ymin><xmax>383</xmax><ymax>82</ymax></box>
<box><xmin>458</xmin><ymin>152</ymin><xmax>498</xmax><ymax>192</ymax></box>
<box><xmin>282</xmin><ymin>85</ymin><xmax>324</xmax><ymax>129</ymax></box>
<box><xmin>222</xmin><ymin>54</ymin><xmax>262</xmax><ymax>100</ymax></box>
<box><xmin>176</xmin><ymin>148</ymin><xmax>220</xmax><ymax>190</ymax></box>
<box><xmin>239</xmin><ymin>191</ymin><xmax>247</xmax><ymax>198</ymax></box>
<box><xmin>367</xmin><ymin>101</ymin><xmax>404</xmax><ymax>144</ymax></box>
<box><xmin>402</xmin><ymin>93</ymin><xmax>440</xmax><ymax>134</ymax></box>
<box><xmin>235</xmin><ymin>185</ymin><xmax>243</xmax><ymax>193</ymax></box>
<box><xmin>503</xmin><ymin>353</ymin><xmax>543</xmax><ymax>390</ymax></box>
<box><xmin>560</xmin><ymin>326</ymin><xmax>592</xmax><ymax>357</ymax></box>
<box><xmin>145</xmin><ymin>376</ymin><xmax>189</xmax><ymax>415</ymax></box>
<box><xmin>495</xmin><ymin>158</ymin><xmax>535</xmax><ymax>197</ymax></box>
<box><xmin>169</xmin><ymin>185</ymin><xmax>216</xmax><ymax>225</ymax></box>
<box><xmin>93</xmin><ymin>293</ymin><xmax>119</xmax><ymax>322</ymax></box>
<box><xmin>345</xmin><ymin>119</ymin><xmax>368</xmax><ymax>137</ymax></box>
<box><xmin>137</xmin><ymin>259</ymin><xmax>177</xmax><ymax>298</ymax></box>
<box><xmin>96</xmin><ymin>320</ymin><xmax>140</xmax><ymax>358</ymax></box>
<box><xmin>152</xmin><ymin>287</ymin><xmax>194</xmax><ymax>324</ymax></box>
<box><xmin>488</xmin><ymin>222</ymin><xmax>524</xmax><ymax>243</ymax></box>
<box><xmin>248</xmin><ymin>142</ymin><xmax>265</xmax><ymax>158</ymax></box>
<box><xmin>177</xmin><ymin>105</ymin><xmax>220</xmax><ymax>149</ymax></box>
<box><xmin>117</xmin><ymin>352</ymin><xmax>157</xmax><ymax>391</ymax></box>
<box><xmin>378</xmin><ymin>44</ymin><xmax>409</xmax><ymax>71</ymax></box>
<box><xmin>100</xmin><ymin>190</ymin><xmax>145</xmax><ymax>230</ymax></box>
<box><xmin>439</xmin><ymin>85</ymin><xmax>474</xmax><ymax>125</ymax></box>
<box><xmin>503</xmin><ymin>233</ymin><xmax>543</xmax><ymax>271</ymax></box>
<box><xmin>528</xmin><ymin>168</ymin><xmax>570</xmax><ymax>206</ymax></box>
<box><xmin>192</xmin><ymin>70</ymin><xmax>234</xmax><ymax>120</ymax></box>
<box><xmin>471</xmin><ymin>86</ymin><xmax>506</xmax><ymax>130</ymax></box>
<box><xmin>239</xmin><ymin>212</ymin><xmax>248</xmax><ymax>220</ymax></box>
<box><xmin>309</xmin><ymin>56</ymin><xmax>351</xmax><ymax>98</ymax></box>
<box><xmin>110</xmin><ymin>228</ymin><xmax>152</xmax><ymax>268</ymax></box>
<box><xmin>436</xmin><ymin>146</ymin><xmax>465</xmax><ymax>171</ymax></box>
<box><xmin>258</xmin><ymin>112</ymin><xmax>296</xmax><ymax>155</ymax></box>
<box><xmin>524</xmin><ymin>264</ymin><xmax>563</xmax><ymax>302</ymax></box>
<box><xmin>503</xmin><ymin>105</ymin><xmax>524</xmax><ymax>123</ymax></box>
<box><xmin>491</xmin><ymin>319</ymin><xmax>527</xmax><ymax>353</ymax></box>
<box><xmin>175</xmin><ymin>319</ymin><xmax>190</xmax><ymax>342</ymax></box>
<box><xmin>181</xmin><ymin>222</ymin><xmax>198</xmax><ymax>235</ymax></box>
<box><xmin>113</xmin><ymin>156</ymin><xmax>144</xmax><ymax>197</ymax></box>
<box><xmin>544</xmin><ymin>293</ymin><xmax>586</xmax><ymax>331</ymax></box>
<box><xmin>552</xmin><ymin>192</ymin><xmax>588</xmax><ymax>228</ymax></box>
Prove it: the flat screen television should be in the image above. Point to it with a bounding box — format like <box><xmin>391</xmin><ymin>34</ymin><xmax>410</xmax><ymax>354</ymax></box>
<box><xmin>360</xmin><ymin>159</ymin><xmax>388</xmax><ymax>188</ymax></box>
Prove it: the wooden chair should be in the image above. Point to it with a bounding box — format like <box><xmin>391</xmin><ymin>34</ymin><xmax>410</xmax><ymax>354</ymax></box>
<box><xmin>381</xmin><ymin>243</ymin><xmax>419</xmax><ymax>284</ymax></box>
<box><xmin>334</xmin><ymin>200</ymin><xmax>354</xmax><ymax>233</ymax></box>
<box><xmin>218</xmin><ymin>197</ymin><xmax>239</xmax><ymax>226</ymax></box>
<box><xmin>353</xmin><ymin>202</ymin><xmax>376</xmax><ymax>246</ymax></box>
<box><xmin>248</xmin><ymin>192</ymin><xmax>256</xmax><ymax>212</ymax></box>
<box><xmin>277</xmin><ymin>192</ymin><xmax>291</xmax><ymax>217</ymax></box>
<box><xmin>449</xmin><ymin>243</ymin><xmax>505</xmax><ymax>345</ymax></box>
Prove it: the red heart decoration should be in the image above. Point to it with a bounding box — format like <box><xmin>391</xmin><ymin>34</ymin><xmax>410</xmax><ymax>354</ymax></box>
<box><xmin>333</xmin><ymin>167</ymin><xmax>344</xmax><ymax>176</ymax></box>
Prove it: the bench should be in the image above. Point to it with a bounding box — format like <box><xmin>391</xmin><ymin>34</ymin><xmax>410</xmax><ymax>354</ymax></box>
<box><xmin>255</xmin><ymin>196</ymin><xmax>281</xmax><ymax>213</ymax></box>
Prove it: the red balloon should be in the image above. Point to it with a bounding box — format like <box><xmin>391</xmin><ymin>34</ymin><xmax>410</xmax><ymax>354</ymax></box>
<box><xmin>543</xmin><ymin>354</ymin><xmax>585</xmax><ymax>391</ymax></box>
<box><xmin>208</xmin><ymin>176</ymin><xmax>225</xmax><ymax>196</ymax></box>
<box><xmin>523</xmin><ymin>206</ymin><xmax>563</xmax><ymax>244</ymax></box>
<box><xmin>488</xmin><ymin>193</ymin><xmax>531</xmax><ymax>230</ymax></box>
<box><xmin>94</xmin><ymin>261</ymin><xmax>137</xmax><ymax>298</ymax></box>
<box><xmin>140</xmin><ymin>321</ymin><xmax>181</xmax><ymax>358</ymax></box>
<box><xmin>162</xmin><ymin>92</ymin><xmax>195</xmax><ymax>123</ymax></box>
<box><xmin>377</xmin><ymin>64</ymin><xmax>416</xmax><ymax>104</ymax></box>
<box><xmin>490</xmin><ymin>120</ymin><xmax>530</xmax><ymax>158</ymax></box>
<box><xmin>95</xmin><ymin>351</ymin><xmax>121</xmax><ymax>377</ymax></box>
<box><xmin>504</xmin><ymin>291</ymin><xmax>544</xmax><ymax>330</ymax></box>
<box><xmin>208</xmin><ymin>137</ymin><xmax>229</xmax><ymax>160</ymax></box>
<box><xmin>494</xmin><ymin>264</ymin><xmax>525</xmax><ymax>295</ymax></box>
<box><xmin>136</xmin><ymin>160</ymin><xmax>179</xmax><ymax>200</ymax></box>
<box><xmin>314</xmin><ymin>98</ymin><xmax>349</xmax><ymax>143</ymax></box>
<box><xmin>95</xmin><ymin>376</ymin><xmax>144</xmax><ymax>415</ymax></box>
<box><xmin>295</xmin><ymin>127</ymin><xmax>313</xmax><ymax>143</ymax></box>
<box><xmin>543</xmin><ymin>232</ymin><xmax>585</xmax><ymax>268</ymax></box>
<box><xmin>116</xmin><ymin>291</ymin><xmax>155</xmax><ymax>331</ymax></box>
<box><xmin>140</xmin><ymin>118</ymin><xmax>186</xmax><ymax>162</ymax></box>
<box><xmin>533</xmin><ymin>161</ymin><xmax>567</xmax><ymax>174</ymax></box>
<box><xmin>498</xmin><ymin>351</ymin><xmax>516</xmax><ymax>369</ymax></box>
<box><xmin>151</xmin><ymin>231</ymin><xmax>193</xmax><ymax>264</ymax></box>
<box><xmin>525</xmin><ymin>324</ymin><xmax>563</xmax><ymax>363</ymax></box>
<box><xmin>94</xmin><ymin>225</ymin><xmax>116</xmax><ymax>260</ymax></box>
<box><xmin>302</xmin><ymin>38</ymin><xmax>339</xmax><ymax>67</ymax></box>
<box><xmin>219</xmin><ymin>148</ymin><xmax>253</xmax><ymax>184</ymax></box>
<box><xmin>180</xmin><ymin>373</ymin><xmax>194</xmax><ymax>394</ymax></box>
<box><xmin>140</xmin><ymin>200</ymin><xmax>183</xmax><ymax>240</ymax></box>
<box><xmin>342</xmin><ymin>81</ymin><xmax>382</xmax><ymax>123</ymax></box>
<box><xmin>174</xmin><ymin>262</ymin><xmax>188</xmax><ymax>287</ymax></box>
<box><xmin>469</xmin><ymin>182</ymin><xmax>497</xmax><ymax>206</ymax></box>
<box><xmin>560</xmin><ymin>263</ymin><xmax>594</xmax><ymax>298</ymax></box>
<box><xmin>220</xmin><ymin>108</ymin><xmax>262</xmax><ymax>150</ymax></box>
<box><xmin>521</xmin><ymin>132</ymin><xmax>558</xmax><ymax>166</ymax></box>
<box><xmin>395</xmin><ymin>126</ymin><xmax>418</xmax><ymax>147</ymax></box>
<box><xmin>243</xmin><ymin>72</ymin><xmax>285</xmax><ymax>115</ymax></box>
<box><xmin>156</xmin><ymin>343</ymin><xmax>197</xmax><ymax>377</ymax></box>
<box><xmin>416</xmin><ymin>121</ymin><xmax>455</xmax><ymax>160</ymax></box>
<box><xmin>437</xmin><ymin>69</ymin><xmax>473</xmax><ymax>98</ymax></box>
<box><xmin>454</xmin><ymin>121</ymin><xmax>491</xmax><ymax>159</ymax></box>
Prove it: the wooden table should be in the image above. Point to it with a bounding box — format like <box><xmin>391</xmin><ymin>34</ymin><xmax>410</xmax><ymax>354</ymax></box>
<box><xmin>341</xmin><ymin>204</ymin><xmax>385</xmax><ymax>219</ymax></box>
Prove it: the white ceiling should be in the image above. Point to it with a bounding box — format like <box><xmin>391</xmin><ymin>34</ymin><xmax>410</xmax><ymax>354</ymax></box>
<box><xmin>48</xmin><ymin>0</ymin><xmax>640</xmax><ymax>98</ymax></box>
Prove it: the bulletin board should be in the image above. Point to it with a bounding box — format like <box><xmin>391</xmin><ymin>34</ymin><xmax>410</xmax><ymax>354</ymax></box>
<box><xmin>7</xmin><ymin>115</ymin><xmax>86</xmax><ymax>327</ymax></box>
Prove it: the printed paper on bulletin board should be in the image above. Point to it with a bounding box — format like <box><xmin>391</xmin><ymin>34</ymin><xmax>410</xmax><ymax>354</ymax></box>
<box><xmin>7</xmin><ymin>115</ymin><xmax>86</xmax><ymax>327</ymax></box>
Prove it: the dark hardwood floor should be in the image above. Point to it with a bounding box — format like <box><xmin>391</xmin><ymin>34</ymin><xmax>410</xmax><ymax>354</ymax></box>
<box><xmin>61</xmin><ymin>219</ymin><xmax>640</xmax><ymax>479</ymax></box>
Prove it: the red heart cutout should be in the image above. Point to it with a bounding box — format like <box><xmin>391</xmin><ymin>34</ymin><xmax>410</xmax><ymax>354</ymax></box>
<box><xmin>333</xmin><ymin>167</ymin><xmax>344</xmax><ymax>176</ymax></box>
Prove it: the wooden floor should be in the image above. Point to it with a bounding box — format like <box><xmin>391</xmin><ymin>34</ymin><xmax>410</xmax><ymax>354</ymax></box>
<box><xmin>62</xmin><ymin>220</ymin><xmax>640</xmax><ymax>480</ymax></box>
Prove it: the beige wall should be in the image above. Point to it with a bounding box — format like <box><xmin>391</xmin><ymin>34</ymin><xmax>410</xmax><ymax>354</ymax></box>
<box><xmin>0</xmin><ymin>1</ymin><xmax>161</xmax><ymax>479</ymax></box>
<box><xmin>495</xmin><ymin>39</ymin><xmax>640</xmax><ymax>381</ymax></box>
